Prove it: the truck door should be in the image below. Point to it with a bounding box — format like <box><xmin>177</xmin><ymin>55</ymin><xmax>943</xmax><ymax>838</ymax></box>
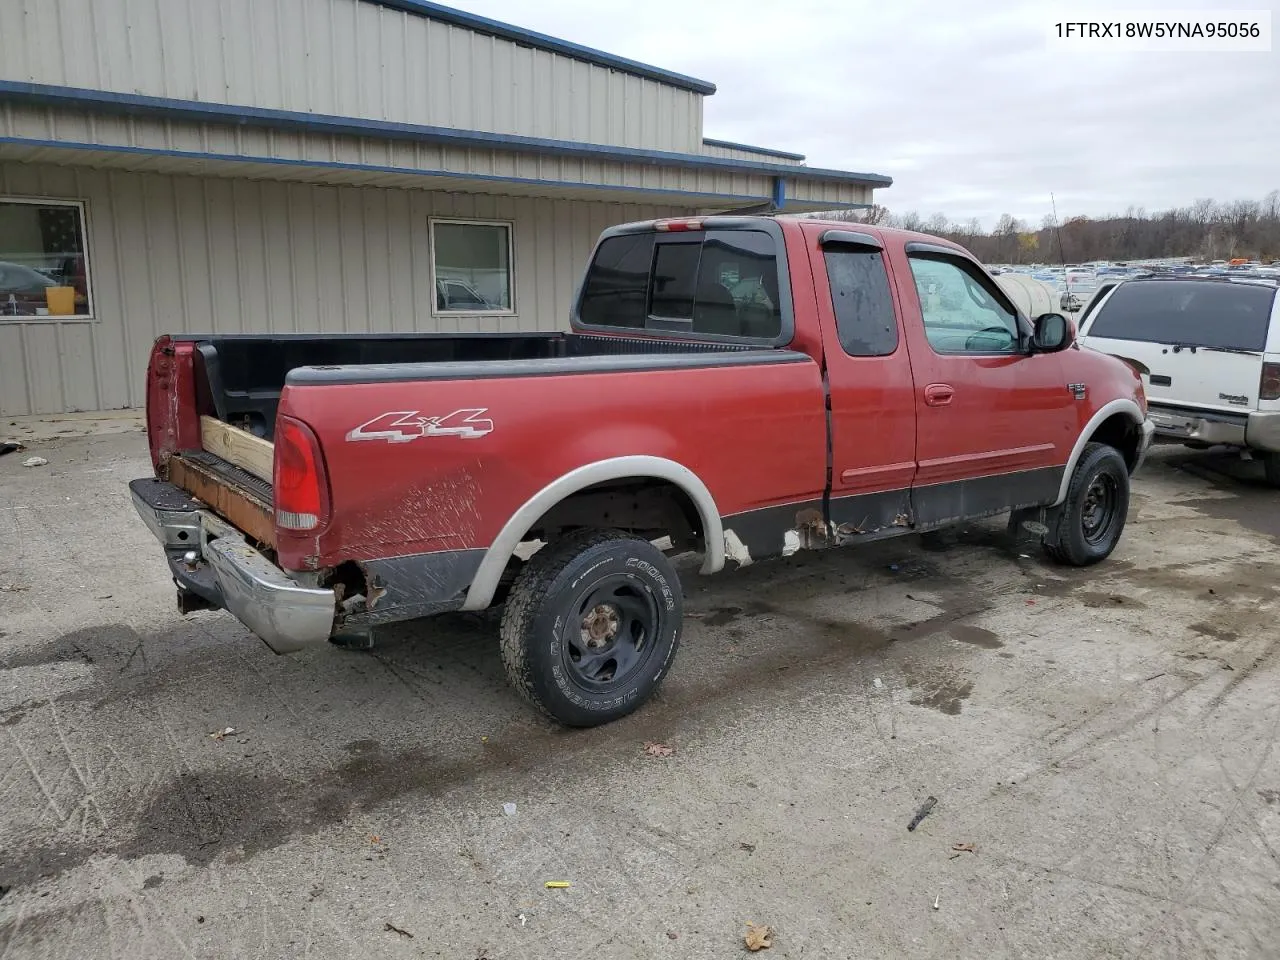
<box><xmin>806</xmin><ymin>228</ymin><xmax>917</xmax><ymax>539</ymax></box>
<box><xmin>889</xmin><ymin>242</ymin><xmax>1077</xmax><ymax>527</ymax></box>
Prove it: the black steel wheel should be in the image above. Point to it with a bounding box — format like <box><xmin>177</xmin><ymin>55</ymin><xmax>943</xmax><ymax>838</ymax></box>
<box><xmin>500</xmin><ymin>529</ymin><xmax>682</xmax><ymax>727</ymax></box>
<box><xmin>1043</xmin><ymin>442</ymin><xmax>1130</xmax><ymax>566</ymax></box>
<box><xmin>561</xmin><ymin>576</ymin><xmax>659</xmax><ymax>692</ymax></box>
<box><xmin>1080</xmin><ymin>471</ymin><xmax>1121</xmax><ymax>546</ymax></box>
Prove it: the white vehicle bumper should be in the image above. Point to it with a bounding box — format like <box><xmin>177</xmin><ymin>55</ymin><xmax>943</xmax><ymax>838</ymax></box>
<box><xmin>1147</xmin><ymin>405</ymin><xmax>1280</xmax><ymax>454</ymax></box>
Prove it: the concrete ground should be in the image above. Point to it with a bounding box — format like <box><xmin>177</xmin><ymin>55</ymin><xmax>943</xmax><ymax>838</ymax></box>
<box><xmin>2</xmin><ymin>432</ymin><xmax>1280</xmax><ymax>960</ymax></box>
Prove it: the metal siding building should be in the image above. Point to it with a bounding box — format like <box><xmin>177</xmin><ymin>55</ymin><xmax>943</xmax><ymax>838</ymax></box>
<box><xmin>0</xmin><ymin>0</ymin><xmax>890</xmax><ymax>416</ymax></box>
<box><xmin>1</xmin><ymin>0</ymin><xmax>708</xmax><ymax>152</ymax></box>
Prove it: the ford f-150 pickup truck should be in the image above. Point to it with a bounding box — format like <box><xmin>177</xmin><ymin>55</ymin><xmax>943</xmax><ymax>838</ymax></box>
<box><xmin>130</xmin><ymin>216</ymin><xmax>1154</xmax><ymax>727</ymax></box>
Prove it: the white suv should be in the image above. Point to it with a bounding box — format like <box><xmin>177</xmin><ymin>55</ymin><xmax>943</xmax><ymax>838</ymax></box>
<box><xmin>1077</xmin><ymin>276</ymin><xmax>1280</xmax><ymax>485</ymax></box>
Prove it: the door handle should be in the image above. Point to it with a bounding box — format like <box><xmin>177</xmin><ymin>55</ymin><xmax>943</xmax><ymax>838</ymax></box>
<box><xmin>924</xmin><ymin>383</ymin><xmax>954</xmax><ymax>407</ymax></box>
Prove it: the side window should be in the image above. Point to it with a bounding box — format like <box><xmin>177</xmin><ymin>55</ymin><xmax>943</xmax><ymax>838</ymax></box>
<box><xmin>823</xmin><ymin>247</ymin><xmax>897</xmax><ymax>356</ymax></box>
<box><xmin>908</xmin><ymin>255</ymin><xmax>1021</xmax><ymax>355</ymax></box>
<box><xmin>906</xmin><ymin>257</ymin><xmax>1024</xmax><ymax>355</ymax></box>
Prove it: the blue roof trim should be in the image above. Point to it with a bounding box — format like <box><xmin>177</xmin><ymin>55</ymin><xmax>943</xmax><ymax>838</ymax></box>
<box><xmin>0</xmin><ymin>135</ymin><xmax>868</xmax><ymax>212</ymax></box>
<box><xmin>0</xmin><ymin>82</ymin><xmax>892</xmax><ymax>188</ymax></box>
<box><xmin>703</xmin><ymin>138</ymin><xmax>805</xmax><ymax>162</ymax></box>
<box><xmin>364</xmin><ymin>0</ymin><xmax>717</xmax><ymax>95</ymax></box>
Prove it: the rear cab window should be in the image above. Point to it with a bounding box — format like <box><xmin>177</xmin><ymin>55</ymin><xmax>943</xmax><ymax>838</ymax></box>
<box><xmin>576</xmin><ymin>225</ymin><xmax>788</xmax><ymax>342</ymax></box>
<box><xmin>1085</xmin><ymin>280</ymin><xmax>1277</xmax><ymax>351</ymax></box>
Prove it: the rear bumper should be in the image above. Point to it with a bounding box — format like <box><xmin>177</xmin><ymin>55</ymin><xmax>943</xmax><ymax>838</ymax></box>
<box><xmin>130</xmin><ymin>478</ymin><xmax>336</xmax><ymax>654</ymax></box>
<box><xmin>1246</xmin><ymin>411</ymin><xmax>1280</xmax><ymax>453</ymax></box>
<box><xmin>1147</xmin><ymin>405</ymin><xmax>1280</xmax><ymax>454</ymax></box>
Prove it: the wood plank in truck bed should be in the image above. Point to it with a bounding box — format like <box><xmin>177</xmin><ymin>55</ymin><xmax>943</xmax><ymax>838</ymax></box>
<box><xmin>169</xmin><ymin>454</ymin><xmax>276</xmax><ymax>549</ymax></box>
<box><xmin>200</xmin><ymin>415</ymin><xmax>274</xmax><ymax>482</ymax></box>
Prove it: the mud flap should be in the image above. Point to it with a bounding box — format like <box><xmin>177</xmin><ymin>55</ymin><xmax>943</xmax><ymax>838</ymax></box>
<box><xmin>1008</xmin><ymin>506</ymin><xmax>1054</xmax><ymax>548</ymax></box>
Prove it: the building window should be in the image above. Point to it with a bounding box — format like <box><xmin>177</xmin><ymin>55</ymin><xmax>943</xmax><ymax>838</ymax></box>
<box><xmin>431</xmin><ymin>219</ymin><xmax>514</xmax><ymax>314</ymax></box>
<box><xmin>0</xmin><ymin>198</ymin><xmax>92</xmax><ymax>320</ymax></box>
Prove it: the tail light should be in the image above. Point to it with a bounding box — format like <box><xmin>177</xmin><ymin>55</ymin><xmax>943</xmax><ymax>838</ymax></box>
<box><xmin>274</xmin><ymin>416</ymin><xmax>329</xmax><ymax>532</ymax></box>
<box><xmin>1261</xmin><ymin>363</ymin><xmax>1280</xmax><ymax>402</ymax></box>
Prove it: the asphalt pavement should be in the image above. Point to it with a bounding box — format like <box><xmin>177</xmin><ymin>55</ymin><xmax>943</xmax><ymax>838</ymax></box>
<box><xmin>2</xmin><ymin>432</ymin><xmax>1280</xmax><ymax>959</ymax></box>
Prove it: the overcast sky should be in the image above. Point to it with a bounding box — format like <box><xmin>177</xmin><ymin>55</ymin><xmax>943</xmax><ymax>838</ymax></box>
<box><xmin>449</xmin><ymin>0</ymin><xmax>1279</xmax><ymax>228</ymax></box>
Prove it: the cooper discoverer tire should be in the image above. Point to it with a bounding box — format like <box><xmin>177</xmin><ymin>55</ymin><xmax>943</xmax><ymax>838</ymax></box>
<box><xmin>1043</xmin><ymin>442</ymin><xmax>1130</xmax><ymax>566</ymax></box>
<box><xmin>499</xmin><ymin>529</ymin><xmax>683</xmax><ymax>727</ymax></box>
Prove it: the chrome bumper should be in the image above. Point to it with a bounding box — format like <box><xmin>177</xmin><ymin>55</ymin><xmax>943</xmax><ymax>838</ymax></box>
<box><xmin>130</xmin><ymin>478</ymin><xmax>336</xmax><ymax>654</ymax></box>
<box><xmin>1147</xmin><ymin>407</ymin><xmax>1280</xmax><ymax>454</ymax></box>
<box><xmin>1148</xmin><ymin>407</ymin><xmax>1246</xmax><ymax>447</ymax></box>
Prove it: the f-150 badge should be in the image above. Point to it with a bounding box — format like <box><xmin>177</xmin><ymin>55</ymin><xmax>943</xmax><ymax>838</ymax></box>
<box><xmin>346</xmin><ymin>409</ymin><xmax>494</xmax><ymax>442</ymax></box>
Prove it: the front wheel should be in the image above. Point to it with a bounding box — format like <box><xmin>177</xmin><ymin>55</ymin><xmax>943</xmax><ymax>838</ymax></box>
<box><xmin>1043</xmin><ymin>442</ymin><xmax>1131</xmax><ymax>566</ymax></box>
<box><xmin>499</xmin><ymin>529</ymin><xmax>683</xmax><ymax>727</ymax></box>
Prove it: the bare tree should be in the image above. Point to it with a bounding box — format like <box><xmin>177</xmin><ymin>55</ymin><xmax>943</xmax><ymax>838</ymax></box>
<box><xmin>893</xmin><ymin>211</ymin><xmax>924</xmax><ymax>232</ymax></box>
<box><xmin>1264</xmin><ymin>190</ymin><xmax>1280</xmax><ymax>222</ymax></box>
<box><xmin>800</xmin><ymin>192</ymin><xmax>1280</xmax><ymax>262</ymax></box>
<box><xmin>924</xmin><ymin>213</ymin><xmax>950</xmax><ymax>234</ymax></box>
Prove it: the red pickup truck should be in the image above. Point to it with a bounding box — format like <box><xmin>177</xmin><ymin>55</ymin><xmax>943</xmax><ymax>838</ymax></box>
<box><xmin>131</xmin><ymin>216</ymin><xmax>1154</xmax><ymax>727</ymax></box>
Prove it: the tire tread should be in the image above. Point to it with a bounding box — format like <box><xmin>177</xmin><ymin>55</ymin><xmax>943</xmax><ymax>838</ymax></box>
<box><xmin>499</xmin><ymin>528</ymin><xmax>643</xmax><ymax>722</ymax></box>
<box><xmin>1043</xmin><ymin>442</ymin><xmax>1130</xmax><ymax>567</ymax></box>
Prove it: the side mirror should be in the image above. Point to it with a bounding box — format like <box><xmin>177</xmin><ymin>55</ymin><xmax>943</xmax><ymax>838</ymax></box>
<box><xmin>1032</xmin><ymin>312</ymin><xmax>1074</xmax><ymax>353</ymax></box>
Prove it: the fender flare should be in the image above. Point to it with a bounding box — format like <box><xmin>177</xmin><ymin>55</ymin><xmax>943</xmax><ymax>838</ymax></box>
<box><xmin>460</xmin><ymin>456</ymin><xmax>725</xmax><ymax>611</ymax></box>
<box><xmin>1052</xmin><ymin>398</ymin><xmax>1146</xmax><ymax>506</ymax></box>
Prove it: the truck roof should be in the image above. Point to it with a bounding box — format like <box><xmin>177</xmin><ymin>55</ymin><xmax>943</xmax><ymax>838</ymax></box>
<box><xmin>631</xmin><ymin>215</ymin><xmax>971</xmax><ymax>254</ymax></box>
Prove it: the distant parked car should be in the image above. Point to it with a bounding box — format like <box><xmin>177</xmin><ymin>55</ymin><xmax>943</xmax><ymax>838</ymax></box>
<box><xmin>1078</xmin><ymin>275</ymin><xmax>1280</xmax><ymax>485</ymax></box>
<box><xmin>435</xmin><ymin>278</ymin><xmax>500</xmax><ymax>312</ymax></box>
<box><xmin>0</xmin><ymin>260</ymin><xmax>56</xmax><ymax>317</ymax></box>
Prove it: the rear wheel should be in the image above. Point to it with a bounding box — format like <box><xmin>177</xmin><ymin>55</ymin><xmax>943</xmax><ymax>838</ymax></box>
<box><xmin>1043</xmin><ymin>442</ymin><xmax>1130</xmax><ymax>566</ymax></box>
<box><xmin>1263</xmin><ymin>452</ymin><xmax>1280</xmax><ymax>488</ymax></box>
<box><xmin>500</xmin><ymin>529</ymin><xmax>682</xmax><ymax>727</ymax></box>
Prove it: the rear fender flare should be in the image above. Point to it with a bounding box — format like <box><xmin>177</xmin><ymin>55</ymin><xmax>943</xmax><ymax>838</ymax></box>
<box><xmin>460</xmin><ymin>456</ymin><xmax>725</xmax><ymax>611</ymax></box>
<box><xmin>1052</xmin><ymin>398</ymin><xmax>1145</xmax><ymax>506</ymax></box>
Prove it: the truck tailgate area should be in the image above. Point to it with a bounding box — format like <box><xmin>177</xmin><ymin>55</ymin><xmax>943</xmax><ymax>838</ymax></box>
<box><xmin>168</xmin><ymin>451</ymin><xmax>275</xmax><ymax>549</ymax></box>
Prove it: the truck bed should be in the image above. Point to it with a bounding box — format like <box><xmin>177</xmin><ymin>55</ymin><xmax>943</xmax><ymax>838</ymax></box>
<box><xmin>186</xmin><ymin>331</ymin><xmax>746</xmax><ymax>439</ymax></box>
<box><xmin>160</xmin><ymin>329</ymin><xmax>764</xmax><ymax>548</ymax></box>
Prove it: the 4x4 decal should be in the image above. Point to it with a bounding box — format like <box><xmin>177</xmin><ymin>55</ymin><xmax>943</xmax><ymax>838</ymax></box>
<box><xmin>346</xmin><ymin>409</ymin><xmax>494</xmax><ymax>443</ymax></box>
